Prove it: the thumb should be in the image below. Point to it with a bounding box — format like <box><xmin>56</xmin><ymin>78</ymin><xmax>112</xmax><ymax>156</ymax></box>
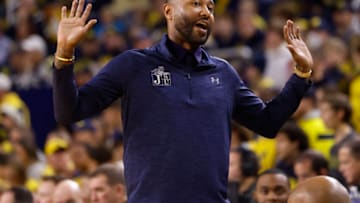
<box><xmin>287</xmin><ymin>45</ymin><xmax>297</xmax><ymax>56</ymax></box>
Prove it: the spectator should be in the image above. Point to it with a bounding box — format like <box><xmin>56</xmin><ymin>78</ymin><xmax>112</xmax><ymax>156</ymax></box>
<box><xmin>319</xmin><ymin>92</ymin><xmax>357</xmax><ymax>169</ymax></box>
<box><xmin>89</xmin><ymin>163</ymin><xmax>126</xmax><ymax>203</ymax></box>
<box><xmin>0</xmin><ymin>186</ymin><xmax>33</xmax><ymax>203</ymax></box>
<box><xmin>292</xmin><ymin>89</ymin><xmax>334</xmax><ymax>160</ymax></box>
<box><xmin>294</xmin><ymin>149</ymin><xmax>329</xmax><ymax>183</ymax></box>
<box><xmin>338</xmin><ymin>138</ymin><xmax>360</xmax><ymax>189</ymax></box>
<box><xmin>288</xmin><ymin>176</ymin><xmax>350</xmax><ymax>203</ymax></box>
<box><xmin>227</xmin><ymin>146</ymin><xmax>259</xmax><ymax>203</ymax></box>
<box><xmin>253</xmin><ymin>168</ymin><xmax>290</xmax><ymax>203</ymax></box>
<box><xmin>275</xmin><ymin>121</ymin><xmax>309</xmax><ymax>179</ymax></box>
<box><xmin>53</xmin><ymin>179</ymin><xmax>83</xmax><ymax>203</ymax></box>
<box><xmin>34</xmin><ymin>175</ymin><xmax>63</xmax><ymax>203</ymax></box>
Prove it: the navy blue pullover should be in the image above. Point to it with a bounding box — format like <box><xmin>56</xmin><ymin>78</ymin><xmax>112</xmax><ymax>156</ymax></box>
<box><xmin>53</xmin><ymin>35</ymin><xmax>311</xmax><ymax>203</ymax></box>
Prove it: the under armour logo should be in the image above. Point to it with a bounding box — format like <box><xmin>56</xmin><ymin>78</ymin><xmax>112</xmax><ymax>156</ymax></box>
<box><xmin>210</xmin><ymin>76</ymin><xmax>220</xmax><ymax>85</ymax></box>
<box><xmin>151</xmin><ymin>66</ymin><xmax>172</xmax><ymax>86</ymax></box>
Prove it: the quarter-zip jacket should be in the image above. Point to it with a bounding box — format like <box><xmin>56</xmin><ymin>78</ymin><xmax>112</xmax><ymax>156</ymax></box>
<box><xmin>53</xmin><ymin>35</ymin><xmax>311</xmax><ymax>203</ymax></box>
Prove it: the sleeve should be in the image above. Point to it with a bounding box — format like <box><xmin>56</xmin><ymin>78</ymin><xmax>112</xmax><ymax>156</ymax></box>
<box><xmin>232</xmin><ymin>74</ymin><xmax>311</xmax><ymax>138</ymax></box>
<box><xmin>53</xmin><ymin>52</ymin><xmax>135</xmax><ymax>124</ymax></box>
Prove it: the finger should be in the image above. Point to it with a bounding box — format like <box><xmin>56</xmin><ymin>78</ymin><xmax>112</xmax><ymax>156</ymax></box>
<box><xmin>69</xmin><ymin>0</ymin><xmax>78</xmax><ymax>17</ymax></box>
<box><xmin>61</xmin><ymin>6</ymin><xmax>67</xmax><ymax>19</ymax></box>
<box><xmin>283</xmin><ymin>24</ymin><xmax>291</xmax><ymax>44</ymax></box>
<box><xmin>81</xmin><ymin>4</ymin><xmax>93</xmax><ymax>22</ymax></box>
<box><xmin>288</xmin><ymin>20</ymin><xmax>295</xmax><ymax>40</ymax></box>
<box><xmin>76</xmin><ymin>0</ymin><xmax>85</xmax><ymax>17</ymax></box>
<box><xmin>84</xmin><ymin>19</ymin><xmax>98</xmax><ymax>32</ymax></box>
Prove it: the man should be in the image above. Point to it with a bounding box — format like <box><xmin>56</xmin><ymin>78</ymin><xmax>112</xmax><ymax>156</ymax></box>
<box><xmin>338</xmin><ymin>138</ymin><xmax>360</xmax><ymax>187</ymax></box>
<box><xmin>227</xmin><ymin>146</ymin><xmax>259</xmax><ymax>203</ymax></box>
<box><xmin>319</xmin><ymin>92</ymin><xmax>357</xmax><ymax>169</ymax></box>
<box><xmin>53</xmin><ymin>0</ymin><xmax>313</xmax><ymax>202</ymax></box>
<box><xmin>288</xmin><ymin>176</ymin><xmax>350</xmax><ymax>203</ymax></box>
<box><xmin>89</xmin><ymin>163</ymin><xmax>126</xmax><ymax>203</ymax></box>
<box><xmin>294</xmin><ymin>149</ymin><xmax>329</xmax><ymax>183</ymax></box>
<box><xmin>0</xmin><ymin>186</ymin><xmax>34</xmax><ymax>203</ymax></box>
<box><xmin>52</xmin><ymin>179</ymin><xmax>83</xmax><ymax>203</ymax></box>
<box><xmin>253</xmin><ymin>169</ymin><xmax>290</xmax><ymax>203</ymax></box>
<box><xmin>34</xmin><ymin>176</ymin><xmax>63</xmax><ymax>203</ymax></box>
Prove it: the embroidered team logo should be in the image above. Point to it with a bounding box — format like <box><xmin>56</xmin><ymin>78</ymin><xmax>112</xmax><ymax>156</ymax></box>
<box><xmin>151</xmin><ymin>66</ymin><xmax>172</xmax><ymax>86</ymax></box>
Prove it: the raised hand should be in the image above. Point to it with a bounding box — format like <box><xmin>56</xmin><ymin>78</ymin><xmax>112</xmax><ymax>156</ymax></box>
<box><xmin>55</xmin><ymin>0</ymin><xmax>97</xmax><ymax>67</ymax></box>
<box><xmin>283</xmin><ymin>20</ymin><xmax>313</xmax><ymax>74</ymax></box>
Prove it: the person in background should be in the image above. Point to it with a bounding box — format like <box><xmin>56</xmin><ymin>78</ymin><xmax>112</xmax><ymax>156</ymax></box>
<box><xmin>253</xmin><ymin>168</ymin><xmax>290</xmax><ymax>203</ymax></box>
<box><xmin>227</xmin><ymin>146</ymin><xmax>259</xmax><ymax>203</ymax></box>
<box><xmin>275</xmin><ymin>121</ymin><xmax>309</xmax><ymax>179</ymax></box>
<box><xmin>294</xmin><ymin>149</ymin><xmax>329</xmax><ymax>183</ymax></box>
<box><xmin>52</xmin><ymin>179</ymin><xmax>83</xmax><ymax>203</ymax></box>
<box><xmin>319</xmin><ymin>92</ymin><xmax>357</xmax><ymax>169</ymax></box>
<box><xmin>288</xmin><ymin>176</ymin><xmax>350</xmax><ymax>203</ymax></box>
<box><xmin>89</xmin><ymin>163</ymin><xmax>126</xmax><ymax>203</ymax></box>
<box><xmin>34</xmin><ymin>175</ymin><xmax>63</xmax><ymax>203</ymax></box>
<box><xmin>0</xmin><ymin>186</ymin><xmax>34</xmax><ymax>203</ymax></box>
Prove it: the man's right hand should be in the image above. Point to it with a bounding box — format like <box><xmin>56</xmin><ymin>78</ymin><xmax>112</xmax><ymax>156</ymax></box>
<box><xmin>55</xmin><ymin>0</ymin><xmax>97</xmax><ymax>68</ymax></box>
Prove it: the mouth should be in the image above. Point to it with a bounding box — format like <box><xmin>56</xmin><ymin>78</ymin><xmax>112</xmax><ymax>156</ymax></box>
<box><xmin>194</xmin><ymin>21</ymin><xmax>209</xmax><ymax>35</ymax></box>
<box><xmin>195</xmin><ymin>22</ymin><xmax>209</xmax><ymax>30</ymax></box>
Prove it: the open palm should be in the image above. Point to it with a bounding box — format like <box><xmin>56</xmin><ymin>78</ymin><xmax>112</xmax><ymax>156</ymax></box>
<box><xmin>57</xmin><ymin>0</ymin><xmax>97</xmax><ymax>52</ymax></box>
<box><xmin>283</xmin><ymin>20</ymin><xmax>313</xmax><ymax>72</ymax></box>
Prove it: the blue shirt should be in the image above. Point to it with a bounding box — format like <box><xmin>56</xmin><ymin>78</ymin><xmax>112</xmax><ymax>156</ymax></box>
<box><xmin>53</xmin><ymin>35</ymin><xmax>311</xmax><ymax>203</ymax></box>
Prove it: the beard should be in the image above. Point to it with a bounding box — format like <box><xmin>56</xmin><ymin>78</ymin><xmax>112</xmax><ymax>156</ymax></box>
<box><xmin>174</xmin><ymin>14</ymin><xmax>212</xmax><ymax>47</ymax></box>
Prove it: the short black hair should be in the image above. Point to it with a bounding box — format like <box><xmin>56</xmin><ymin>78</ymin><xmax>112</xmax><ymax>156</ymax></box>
<box><xmin>321</xmin><ymin>93</ymin><xmax>352</xmax><ymax>123</ymax></box>
<box><xmin>278</xmin><ymin>121</ymin><xmax>309</xmax><ymax>151</ymax></box>
<box><xmin>8</xmin><ymin>187</ymin><xmax>33</xmax><ymax>203</ymax></box>
<box><xmin>295</xmin><ymin>150</ymin><xmax>329</xmax><ymax>174</ymax></box>
<box><xmin>342</xmin><ymin>138</ymin><xmax>360</xmax><ymax>160</ymax></box>
<box><xmin>256</xmin><ymin>168</ymin><xmax>290</xmax><ymax>187</ymax></box>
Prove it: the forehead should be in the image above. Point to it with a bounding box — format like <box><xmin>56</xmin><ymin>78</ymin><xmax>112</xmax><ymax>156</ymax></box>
<box><xmin>90</xmin><ymin>174</ymin><xmax>109</xmax><ymax>186</ymax></box>
<box><xmin>257</xmin><ymin>174</ymin><xmax>289</xmax><ymax>188</ymax></box>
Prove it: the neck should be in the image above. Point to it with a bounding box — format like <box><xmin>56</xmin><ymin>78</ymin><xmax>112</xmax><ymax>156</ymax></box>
<box><xmin>238</xmin><ymin>177</ymin><xmax>256</xmax><ymax>193</ymax></box>
<box><xmin>167</xmin><ymin>32</ymin><xmax>199</xmax><ymax>51</ymax></box>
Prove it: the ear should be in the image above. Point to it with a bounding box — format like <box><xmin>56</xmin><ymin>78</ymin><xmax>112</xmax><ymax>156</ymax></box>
<box><xmin>114</xmin><ymin>184</ymin><xmax>125</xmax><ymax>196</ymax></box>
<box><xmin>163</xmin><ymin>3</ymin><xmax>173</xmax><ymax>21</ymax></box>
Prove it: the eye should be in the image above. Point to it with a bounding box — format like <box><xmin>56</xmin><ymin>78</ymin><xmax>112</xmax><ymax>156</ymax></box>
<box><xmin>192</xmin><ymin>1</ymin><xmax>200</xmax><ymax>7</ymax></box>
<box><xmin>207</xmin><ymin>5</ymin><xmax>214</xmax><ymax>13</ymax></box>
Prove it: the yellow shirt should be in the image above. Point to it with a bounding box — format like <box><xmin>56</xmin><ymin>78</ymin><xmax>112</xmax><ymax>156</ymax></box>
<box><xmin>247</xmin><ymin>136</ymin><xmax>276</xmax><ymax>173</ymax></box>
<box><xmin>298</xmin><ymin>114</ymin><xmax>334</xmax><ymax>160</ymax></box>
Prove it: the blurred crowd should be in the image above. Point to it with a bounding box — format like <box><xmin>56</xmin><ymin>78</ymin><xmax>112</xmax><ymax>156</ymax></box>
<box><xmin>0</xmin><ymin>0</ymin><xmax>358</xmax><ymax>202</ymax></box>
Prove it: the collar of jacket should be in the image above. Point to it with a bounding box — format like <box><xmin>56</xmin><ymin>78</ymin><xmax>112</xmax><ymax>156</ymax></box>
<box><xmin>153</xmin><ymin>34</ymin><xmax>217</xmax><ymax>70</ymax></box>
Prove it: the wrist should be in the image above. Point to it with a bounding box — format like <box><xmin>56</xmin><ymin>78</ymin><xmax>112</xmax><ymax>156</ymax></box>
<box><xmin>294</xmin><ymin>65</ymin><xmax>312</xmax><ymax>78</ymax></box>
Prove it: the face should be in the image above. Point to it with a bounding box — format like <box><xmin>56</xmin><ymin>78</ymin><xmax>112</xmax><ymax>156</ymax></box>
<box><xmin>0</xmin><ymin>191</ymin><xmax>14</xmax><ymax>203</ymax></box>
<box><xmin>35</xmin><ymin>180</ymin><xmax>56</xmax><ymax>203</ymax></box>
<box><xmin>294</xmin><ymin>160</ymin><xmax>317</xmax><ymax>183</ymax></box>
<box><xmin>89</xmin><ymin>174</ymin><xmax>124</xmax><ymax>203</ymax></box>
<box><xmin>319</xmin><ymin>102</ymin><xmax>340</xmax><ymax>129</ymax></box>
<box><xmin>338</xmin><ymin>147</ymin><xmax>360</xmax><ymax>185</ymax></box>
<box><xmin>165</xmin><ymin>0</ymin><xmax>215</xmax><ymax>49</ymax></box>
<box><xmin>228</xmin><ymin>151</ymin><xmax>241</xmax><ymax>182</ymax></box>
<box><xmin>254</xmin><ymin>173</ymin><xmax>290</xmax><ymax>203</ymax></box>
<box><xmin>276</xmin><ymin>132</ymin><xmax>297</xmax><ymax>161</ymax></box>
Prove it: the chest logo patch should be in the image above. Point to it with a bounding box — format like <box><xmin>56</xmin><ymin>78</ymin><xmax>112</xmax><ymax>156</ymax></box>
<box><xmin>210</xmin><ymin>76</ymin><xmax>220</xmax><ymax>85</ymax></box>
<box><xmin>151</xmin><ymin>66</ymin><xmax>172</xmax><ymax>86</ymax></box>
